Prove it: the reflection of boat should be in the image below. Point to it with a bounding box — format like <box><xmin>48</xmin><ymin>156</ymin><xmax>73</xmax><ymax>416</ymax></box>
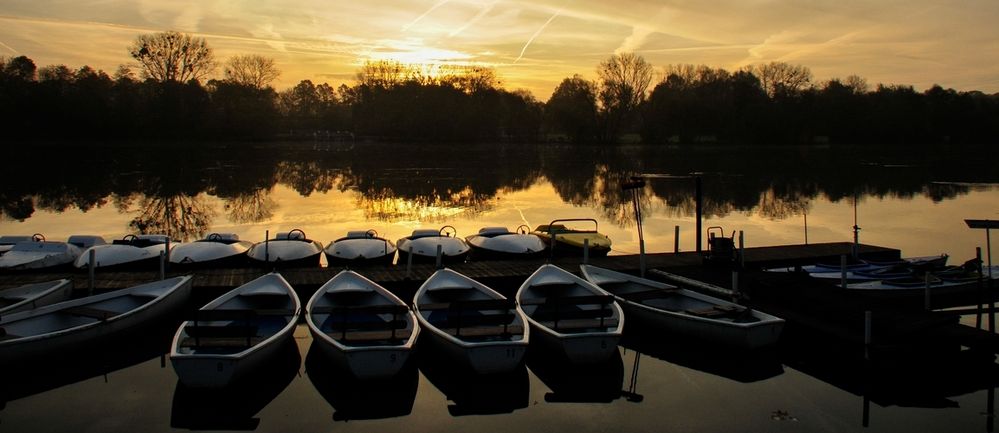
<box><xmin>170</xmin><ymin>233</ymin><xmax>253</xmax><ymax>268</ymax></box>
<box><xmin>418</xmin><ymin>346</ymin><xmax>530</xmax><ymax>416</ymax></box>
<box><xmin>0</xmin><ymin>234</ymin><xmax>105</xmax><ymax>271</ymax></box>
<box><xmin>324</xmin><ymin>230</ymin><xmax>397</xmax><ymax>266</ymax></box>
<box><xmin>170</xmin><ymin>338</ymin><xmax>300</xmax><ymax>431</ymax></box>
<box><xmin>532</xmin><ymin>220</ymin><xmax>611</xmax><ymax>257</ymax></box>
<box><xmin>465</xmin><ymin>226</ymin><xmax>546</xmax><ymax>260</ymax></box>
<box><xmin>305</xmin><ymin>342</ymin><xmax>418</xmax><ymax>421</ymax></box>
<box><xmin>246</xmin><ymin>229</ymin><xmax>323</xmax><ymax>268</ymax></box>
<box><xmin>581</xmin><ymin>265</ymin><xmax>784</xmax><ymax>349</ymax></box>
<box><xmin>0</xmin><ymin>279</ymin><xmax>73</xmax><ymax>315</ymax></box>
<box><xmin>0</xmin><ymin>276</ymin><xmax>193</xmax><ymax>366</ymax></box>
<box><xmin>74</xmin><ymin>234</ymin><xmax>174</xmax><ymax>271</ymax></box>
<box><xmin>528</xmin><ymin>347</ymin><xmax>624</xmax><ymax>403</ymax></box>
<box><xmin>620</xmin><ymin>331</ymin><xmax>784</xmax><ymax>384</ymax></box>
<box><xmin>516</xmin><ymin>264</ymin><xmax>623</xmax><ymax>364</ymax></box>
<box><xmin>413</xmin><ymin>268</ymin><xmax>528</xmax><ymax>374</ymax></box>
<box><xmin>1</xmin><ymin>319</ymin><xmax>179</xmax><ymax>406</ymax></box>
<box><xmin>170</xmin><ymin>273</ymin><xmax>302</xmax><ymax>388</ymax></box>
<box><xmin>397</xmin><ymin>227</ymin><xmax>470</xmax><ymax>264</ymax></box>
<box><xmin>305</xmin><ymin>270</ymin><xmax>418</xmax><ymax>380</ymax></box>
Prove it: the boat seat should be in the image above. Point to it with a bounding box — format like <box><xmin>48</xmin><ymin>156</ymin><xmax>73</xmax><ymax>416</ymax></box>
<box><xmin>339</xmin><ymin>328</ymin><xmax>414</xmax><ymax>342</ymax></box>
<box><xmin>532</xmin><ymin>304</ymin><xmax>614</xmax><ymax>322</ymax></box>
<box><xmin>186</xmin><ymin>309</ymin><xmax>294</xmax><ymax>322</ymax></box>
<box><xmin>441</xmin><ymin>324</ymin><xmax>525</xmax><ymax>338</ymax></box>
<box><xmin>62</xmin><ymin>306</ymin><xmax>118</xmax><ymax>320</ymax></box>
<box><xmin>543</xmin><ymin>318</ymin><xmax>619</xmax><ymax>331</ymax></box>
<box><xmin>519</xmin><ymin>294</ymin><xmax>614</xmax><ymax>307</ymax></box>
<box><xmin>185</xmin><ymin>324</ymin><xmax>259</xmax><ymax>339</ymax></box>
<box><xmin>420</xmin><ymin>298</ymin><xmax>515</xmax><ymax>312</ymax></box>
<box><xmin>617</xmin><ymin>288</ymin><xmax>678</xmax><ymax>301</ymax></box>
<box><xmin>326</xmin><ymin>318</ymin><xmax>408</xmax><ymax>332</ymax></box>
<box><xmin>686</xmin><ymin>305</ymin><xmax>746</xmax><ymax>318</ymax></box>
<box><xmin>179</xmin><ymin>336</ymin><xmax>265</xmax><ymax>349</ymax></box>
<box><xmin>312</xmin><ymin>304</ymin><xmax>409</xmax><ymax>316</ymax></box>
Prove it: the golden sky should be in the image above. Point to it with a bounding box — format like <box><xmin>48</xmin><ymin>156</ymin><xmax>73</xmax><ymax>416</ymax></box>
<box><xmin>1</xmin><ymin>0</ymin><xmax>997</xmax><ymax>99</ymax></box>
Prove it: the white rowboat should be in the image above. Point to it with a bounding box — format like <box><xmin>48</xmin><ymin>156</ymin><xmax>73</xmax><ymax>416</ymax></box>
<box><xmin>0</xmin><ymin>279</ymin><xmax>73</xmax><ymax>315</ymax></box>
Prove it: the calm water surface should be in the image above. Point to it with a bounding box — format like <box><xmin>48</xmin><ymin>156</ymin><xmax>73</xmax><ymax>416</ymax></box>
<box><xmin>1</xmin><ymin>142</ymin><xmax>998</xmax><ymax>432</ymax></box>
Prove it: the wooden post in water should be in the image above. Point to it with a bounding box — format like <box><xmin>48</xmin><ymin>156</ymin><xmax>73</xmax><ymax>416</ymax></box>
<box><xmin>159</xmin><ymin>251</ymin><xmax>166</xmax><ymax>281</ymax></box>
<box><xmin>583</xmin><ymin>238</ymin><xmax>590</xmax><ymax>265</ymax></box>
<box><xmin>732</xmin><ymin>271</ymin><xmax>740</xmax><ymax>303</ymax></box>
<box><xmin>695</xmin><ymin>176</ymin><xmax>703</xmax><ymax>253</ymax></box>
<box><xmin>738</xmin><ymin>231</ymin><xmax>745</xmax><ymax>269</ymax></box>
<box><xmin>88</xmin><ymin>248</ymin><xmax>96</xmax><ymax>295</ymax></box>
<box><xmin>264</xmin><ymin>230</ymin><xmax>270</xmax><ymax>265</ymax></box>
<box><xmin>674</xmin><ymin>225</ymin><xmax>680</xmax><ymax>253</ymax></box>
<box><xmin>435</xmin><ymin>244</ymin><xmax>443</xmax><ymax>269</ymax></box>
<box><xmin>164</xmin><ymin>238</ymin><xmax>170</xmax><ymax>272</ymax></box>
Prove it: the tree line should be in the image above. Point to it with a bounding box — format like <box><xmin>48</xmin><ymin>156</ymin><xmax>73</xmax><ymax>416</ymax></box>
<box><xmin>1</xmin><ymin>31</ymin><xmax>997</xmax><ymax>145</ymax></box>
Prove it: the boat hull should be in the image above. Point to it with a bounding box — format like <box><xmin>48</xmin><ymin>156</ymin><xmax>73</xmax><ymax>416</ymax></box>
<box><xmin>417</xmin><ymin>326</ymin><xmax>527</xmax><ymax>375</ymax></box>
<box><xmin>312</xmin><ymin>339</ymin><xmax>413</xmax><ymax>380</ymax></box>
<box><xmin>527</xmin><ymin>325</ymin><xmax>620</xmax><ymax>364</ymax></box>
<box><xmin>0</xmin><ymin>279</ymin><xmax>74</xmax><ymax>315</ymax></box>
<box><xmin>246</xmin><ymin>240</ymin><xmax>323</xmax><ymax>268</ymax></box>
<box><xmin>0</xmin><ymin>276</ymin><xmax>193</xmax><ymax>366</ymax></box>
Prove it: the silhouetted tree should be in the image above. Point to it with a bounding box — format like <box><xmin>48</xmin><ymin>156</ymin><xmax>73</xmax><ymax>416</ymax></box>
<box><xmin>597</xmin><ymin>53</ymin><xmax>654</xmax><ymax>142</ymax></box>
<box><xmin>129</xmin><ymin>31</ymin><xmax>215</xmax><ymax>83</ymax></box>
<box><xmin>546</xmin><ymin>75</ymin><xmax>599</xmax><ymax>143</ymax></box>
<box><xmin>224</xmin><ymin>55</ymin><xmax>280</xmax><ymax>89</ymax></box>
<box><xmin>752</xmin><ymin>61</ymin><xmax>812</xmax><ymax>99</ymax></box>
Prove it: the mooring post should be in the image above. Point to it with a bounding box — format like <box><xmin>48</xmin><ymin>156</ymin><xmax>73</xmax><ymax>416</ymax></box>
<box><xmin>840</xmin><ymin>255</ymin><xmax>848</xmax><ymax>289</ymax></box>
<box><xmin>583</xmin><ymin>238</ymin><xmax>590</xmax><ymax>265</ymax></box>
<box><xmin>738</xmin><ymin>231</ymin><xmax>745</xmax><ymax>269</ymax></box>
<box><xmin>674</xmin><ymin>225</ymin><xmax>680</xmax><ymax>253</ymax></box>
<box><xmin>435</xmin><ymin>244</ymin><xmax>443</xmax><ymax>269</ymax></box>
<box><xmin>88</xmin><ymin>248</ymin><xmax>96</xmax><ymax>295</ymax></box>
<box><xmin>695</xmin><ymin>176</ymin><xmax>703</xmax><ymax>253</ymax></box>
<box><xmin>264</xmin><ymin>230</ymin><xmax>270</xmax><ymax>265</ymax></box>
<box><xmin>159</xmin><ymin>251</ymin><xmax>166</xmax><ymax>281</ymax></box>
<box><xmin>406</xmin><ymin>246</ymin><xmax>414</xmax><ymax>278</ymax></box>
<box><xmin>864</xmin><ymin>310</ymin><xmax>872</xmax><ymax>360</ymax></box>
<box><xmin>164</xmin><ymin>238</ymin><xmax>170</xmax><ymax>273</ymax></box>
<box><xmin>977</xmin><ymin>247</ymin><xmax>984</xmax><ymax>330</ymax></box>
<box><xmin>732</xmin><ymin>271</ymin><xmax>740</xmax><ymax>303</ymax></box>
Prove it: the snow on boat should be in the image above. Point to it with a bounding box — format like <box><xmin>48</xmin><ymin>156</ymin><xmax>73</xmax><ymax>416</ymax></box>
<box><xmin>0</xmin><ymin>276</ymin><xmax>193</xmax><ymax>366</ymax></box>
<box><xmin>170</xmin><ymin>233</ymin><xmax>253</xmax><ymax>268</ymax></box>
<box><xmin>413</xmin><ymin>268</ymin><xmax>528</xmax><ymax>374</ymax></box>
<box><xmin>516</xmin><ymin>264</ymin><xmax>623</xmax><ymax>364</ymax></box>
<box><xmin>246</xmin><ymin>229</ymin><xmax>323</xmax><ymax>268</ymax></box>
<box><xmin>324</xmin><ymin>230</ymin><xmax>397</xmax><ymax>266</ymax></box>
<box><xmin>306</xmin><ymin>270</ymin><xmax>417</xmax><ymax>379</ymax></box>
<box><xmin>0</xmin><ymin>279</ymin><xmax>73</xmax><ymax>315</ymax></box>
<box><xmin>581</xmin><ymin>265</ymin><xmax>785</xmax><ymax>349</ymax></box>
<box><xmin>465</xmin><ymin>226</ymin><xmax>546</xmax><ymax>260</ymax></box>
<box><xmin>397</xmin><ymin>227</ymin><xmax>470</xmax><ymax>265</ymax></box>
<box><xmin>74</xmin><ymin>234</ymin><xmax>174</xmax><ymax>271</ymax></box>
<box><xmin>170</xmin><ymin>273</ymin><xmax>301</xmax><ymax>388</ymax></box>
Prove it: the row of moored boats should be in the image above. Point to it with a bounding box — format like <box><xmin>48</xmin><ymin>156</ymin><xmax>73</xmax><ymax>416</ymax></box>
<box><xmin>0</xmin><ymin>264</ymin><xmax>785</xmax><ymax>388</ymax></box>
<box><xmin>0</xmin><ymin>224</ymin><xmax>612</xmax><ymax>272</ymax></box>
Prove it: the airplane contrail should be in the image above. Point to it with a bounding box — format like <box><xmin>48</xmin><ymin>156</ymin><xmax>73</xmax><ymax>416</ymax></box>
<box><xmin>514</xmin><ymin>0</ymin><xmax>571</xmax><ymax>64</ymax></box>
<box><xmin>0</xmin><ymin>39</ymin><xmax>18</xmax><ymax>55</ymax></box>
<box><xmin>403</xmin><ymin>0</ymin><xmax>452</xmax><ymax>32</ymax></box>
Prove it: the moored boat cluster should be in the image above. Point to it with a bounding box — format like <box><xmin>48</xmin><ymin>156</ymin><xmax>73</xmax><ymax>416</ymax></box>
<box><xmin>0</xmin><ymin>222</ymin><xmax>613</xmax><ymax>272</ymax></box>
<box><xmin>0</xmin><ymin>262</ymin><xmax>785</xmax><ymax>389</ymax></box>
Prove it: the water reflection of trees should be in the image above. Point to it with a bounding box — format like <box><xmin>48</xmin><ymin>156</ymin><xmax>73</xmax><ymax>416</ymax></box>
<box><xmin>1</xmin><ymin>142</ymin><xmax>994</xmax><ymax>231</ymax></box>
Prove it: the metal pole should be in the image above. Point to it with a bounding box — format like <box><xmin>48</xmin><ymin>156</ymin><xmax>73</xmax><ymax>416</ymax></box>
<box><xmin>164</xmin><ymin>238</ymin><xmax>170</xmax><ymax>273</ymax></box>
<box><xmin>804</xmin><ymin>211</ymin><xmax>809</xmax><ymax>245</ymax></box>
<box><xmin>852</xmin><ymin>194</ymin><xmax>860</xmax><ymax>259</ymax></box>
<box><xmin>978</xmin><ymin>247</ymin><xmax>984</xmax><ymax>330</ymax></box>
<box><xmin>435</xmin><ymin>244</ymin><xmax>443</xmax><ymax>269</ymax></box>
<box><xmin>924</xmin><ymin>272</ymin><xmax>932</xmax><ymax>311</ymax></box>
<box><xmin>159</xmin><ymin>251</ymin><xmax>166</xmax><ymax>281</ymax></box>
<box><xmin>989</xmin><ymin>228</ymin><xmax>994</xmax><ymax>334</ymax></box>
<box><xmin>583</xmin><ymin>238</ymin><xmax>590</xmax><ymax>265</ymax></box>
<box><xmin>840</xmin><ymin>255</ymin><xmax>848</xmax><ymax>288</ymax></box>
<box><xmin>264</xmin><ymin>230</ymin><xmax>270</xmax><ymax>265</ymax></box>
<box><xmin>695</xmin><ymin>176</ymin><xmax>703</xmax><ymax>253</ymax></box>
<box><xmin>738</xmin><ymin>231</ymin><xmax>745</xmax><ymax>269</ymax></box>
<box><xmin>674</xmin><ymin>225</ymin><xmax>680</xmax><ymax>253</ymax></box>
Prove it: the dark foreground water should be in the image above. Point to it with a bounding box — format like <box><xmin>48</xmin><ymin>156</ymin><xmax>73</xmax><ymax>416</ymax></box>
<box><xmin>1</xmin><ymin>313</ymin><xmax>996</xmax><ymax>433</ymax></box>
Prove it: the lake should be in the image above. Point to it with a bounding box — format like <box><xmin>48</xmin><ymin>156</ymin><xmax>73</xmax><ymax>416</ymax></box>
<box><xmin>1</xmin><ymin>141</ymin><xmax>997</xmax><ymax>432</ymax></box>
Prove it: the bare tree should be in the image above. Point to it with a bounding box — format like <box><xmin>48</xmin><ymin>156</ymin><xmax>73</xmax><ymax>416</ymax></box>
<box><xmin>224</xmin><ymin>54</ymin><xmax>280</xmax><ymax>89</ymax></box>
<box><xmin>598</xmin><ymin>53</ymin><xmax>654</xmax><ymax>108</ymax></box>
<box><xmin>752</xmin><ymin>61</ymin><xmax>812</xmax><ymax>98</ymax></box>
<box><xmin>129</xmin><ymin>31</ymin><xmax>215</xmax><ymax>83</ymax></box>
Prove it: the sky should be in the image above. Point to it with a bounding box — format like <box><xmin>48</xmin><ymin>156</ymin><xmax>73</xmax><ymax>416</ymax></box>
<box><xmin>1</xmin><ymin>0</ymin><xmax>998</xmax><ymax>100</ymax></box>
